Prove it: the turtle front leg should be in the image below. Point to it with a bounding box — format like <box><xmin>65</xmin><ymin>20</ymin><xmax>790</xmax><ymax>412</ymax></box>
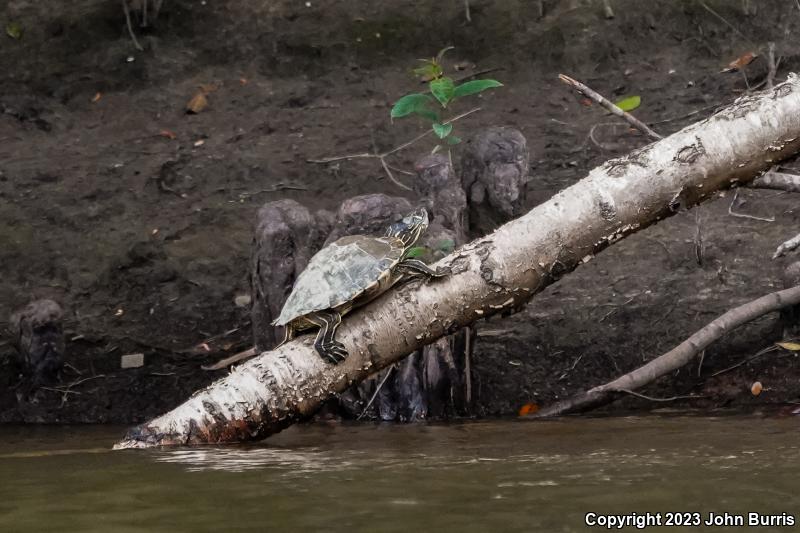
<box><xmin>398</xmin><ymin>258</ymin><xmax>451</xmax><ymax>278</ymax></box>
<box><xmin>307</xmin><ymin>310</ymin><xmax>348</xmax><ymax>364</ymax></box>
<box><xmin>275</xmin><ymin>322</ymin><xmax>295</xmax><ymax>348</ymax></box>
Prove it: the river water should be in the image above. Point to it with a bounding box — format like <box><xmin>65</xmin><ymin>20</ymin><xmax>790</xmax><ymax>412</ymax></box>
<box><xmin>0</xmin><ymin>416</ymin><xmax>798</xmax><ymax>532</ymax></box>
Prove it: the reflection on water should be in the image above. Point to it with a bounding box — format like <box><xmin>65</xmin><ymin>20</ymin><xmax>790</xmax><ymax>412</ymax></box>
<box><xmin>1</xmin><ymin>416</ymin><xmax>799</xmax><ymax>532</ymax></box>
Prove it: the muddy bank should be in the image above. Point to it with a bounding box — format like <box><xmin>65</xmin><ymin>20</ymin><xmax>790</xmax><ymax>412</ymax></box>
<box><xmin>1</xmin><ymin>0</ymin><xmax>799</xmax><ymax>423</ymax></box>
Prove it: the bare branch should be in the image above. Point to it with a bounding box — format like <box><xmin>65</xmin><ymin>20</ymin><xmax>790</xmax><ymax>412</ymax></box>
<box><xmin>750</xmin><ymin>170</ymin><xmax>800</xmax><ymax>192</ymax></box>
<box><xmin>537</xmin><ymin>285</ymin><xmax>800</xmax><ymax>417</ymax></box>
<box><xmin>774</xmin><ymin>233</ymin><xmax>800</xmax><ymax>259</ymax></box>
<box><xmin>558</xmin><ymin>74</ymin><xmax>662</xmax><ymax>140</ymax></box>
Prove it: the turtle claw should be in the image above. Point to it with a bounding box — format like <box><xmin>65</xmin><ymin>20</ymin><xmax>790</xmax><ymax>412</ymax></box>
<box><xmin>319</xmin><ymin>341</ymin><xmax>349</xmax><ymax>364</ymax></box>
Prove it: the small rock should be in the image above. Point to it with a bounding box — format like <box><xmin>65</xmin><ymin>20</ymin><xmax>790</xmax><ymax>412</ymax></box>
<box><xmin>121</xmin><ymin>353</ymin><xmax>145</xmax><ymax>369</ymax></box>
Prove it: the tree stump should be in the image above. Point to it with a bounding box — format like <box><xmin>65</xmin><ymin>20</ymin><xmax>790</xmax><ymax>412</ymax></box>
<box><xmin>460</xmin><ymin>127</ymin><xmax>530</xmax><ymax>238</ymax></box>
<box><xmin>9</xmin><ymin>299</ymin><xmax>65</xmax><ymax>387</ymax></box>
<box><xmin>249</xmin><ymin>200</ymin><xmax>330</xmax><ymax>352</ymax></box>
<box><xmin>321</xmin><ymin>194</ymin><xmax>417</xmax><ymax>419</ymax></box>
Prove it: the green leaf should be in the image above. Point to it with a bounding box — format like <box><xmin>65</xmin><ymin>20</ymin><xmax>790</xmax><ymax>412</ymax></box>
<box><xmin>446</xmin><ymin>135</ymin><xmax>461</xmax><ymax>145</ymax></box>
<box><xmin>5</xmin><ymin>21</ymin><xmax>22</xmax><ymax>40</ymax></box>
<box><xmin>429</xmin><ymin>77</ymin><xmax>455</xmax><ymax>107</ymax></box>
<box><xmin>413</xmin><ymin>61</ymin><xmax>442</xmax><ymax>81</ymax></box>
<box><xmin>452</xmin><ymin>79</ymin><xmax>503</xmax><ymax>98</ymax></box>
<box><xmin>405</xmin><ymin>246</ymin><xmax>429</xmax><ymax>258</ymax></box>
<box><xmin>432</xmin><ymin>122</ymin><xmax>453</xmax><ymax>139</ymax></box>
<box><xmin>614</xmin><ymin>95</ymin><xmax>641</xmax><ymax>112</ymax></box>
<box><xmin>391</xmin><ymin>93</ymin><xmax>438</xmax><ymax>121</ymax></box>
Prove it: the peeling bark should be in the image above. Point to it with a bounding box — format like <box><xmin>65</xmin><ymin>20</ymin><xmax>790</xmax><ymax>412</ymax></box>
<box><xmin>116</xmin><ymin>75</ymin><xmax>800</xmax><ymax>448</ymax></box>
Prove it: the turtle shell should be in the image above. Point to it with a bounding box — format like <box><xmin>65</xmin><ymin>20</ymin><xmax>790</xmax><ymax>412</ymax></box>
<box><xmin>273</xmin><ymin>235</ymin><xmax>405</xmax><ymax>326</ymax></box>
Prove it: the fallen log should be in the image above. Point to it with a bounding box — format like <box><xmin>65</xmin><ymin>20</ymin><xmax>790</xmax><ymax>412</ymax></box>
<box><xmin>115</xmin><ymin>75</ymin><xmax>800</xmax><ymax>449</ymax></box>
<box><xmin>535</xmin><ymin>285</ymin><xmax>800</xmax><ymax>417</ymax></box>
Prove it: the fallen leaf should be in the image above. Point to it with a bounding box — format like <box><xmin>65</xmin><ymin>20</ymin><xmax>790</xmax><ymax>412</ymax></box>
<box><xmin>186</xmin><ymin>92</ymin><xmax>209</xmax><ymax>114</ymax></box>
<box><xmin>518</xmin><ymin>403</ymin><xmax>539</xmax><ymax>416</ymax></box>
<box><xmin>199</xmin><ymin>83</ymin><xmax>219</xmax><ymax>94</ymax></box>
<box><xmin>751</xmin><ymin>381</ymin><xmax>763</xmax><ymax>396</ymax></box>
<box><xmin>239</xmin><ymin>77</ymin><xmax>248</xmax><ymax>85</ymax></box>
<box><xmin>5</xmin><ymin>21</ymin><xmax>22</xmax><ymax>40</ymax></box>
<box><xmin>721</xmin><ymin>51</ymin><xmax>758</xmax><ymax>73</ymax></box>
<box><xmin>91</xmin><ymin>92</ymin><xmax>102</xmax><ymax>103</ymax></box>
<box><xmin>615</xmin><ymin>95</ymin><xmax>641</xmax><ymax>112</ymax></box>
<box><xmin>158</xmin><ymin>129</ymin><xmax>176</xmax><ymax>140</ymax></box>
<box><xmin>776</xmin><ymin>341</ymin><xmax>800</xmax><ymax>351</ymax></box>
<box><xmin>580</xmin><ymin>98</ymin><xmax>593</xmax><ymax>106</ymax></box>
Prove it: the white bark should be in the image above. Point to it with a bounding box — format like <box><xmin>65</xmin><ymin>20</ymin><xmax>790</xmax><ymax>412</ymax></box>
<box><xmin>115</xmin><ymin>75</ymin><xmax>800</xmax><ymax>449</ymax></box>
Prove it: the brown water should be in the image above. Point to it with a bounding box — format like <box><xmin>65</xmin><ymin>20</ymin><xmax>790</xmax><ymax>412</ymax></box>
<box><xmin>0</xmin><ymin>416</ymin><xmax>798</xmax><ymax>532</ymax></box>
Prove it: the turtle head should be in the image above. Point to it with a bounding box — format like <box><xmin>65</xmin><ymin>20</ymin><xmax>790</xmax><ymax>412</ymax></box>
<box><xmin>386</xmin><ymin>208</ymin><xmax>429</xmax><ymax>248</ymax></box>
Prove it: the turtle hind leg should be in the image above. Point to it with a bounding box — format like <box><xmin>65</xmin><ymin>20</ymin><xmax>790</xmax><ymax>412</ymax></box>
<box><xmin>398</xmin><ymin>258</ymin><xmax>451</xmax><ymax>278</ymax></box>
<box><xmin>275</xmin><ymin>323</ymin><xmax>295</xmax><ymax>349</ymax></box>
<box><xmin>307</xmin><ymin>310</ymin><xmax>348</xmax><ymax>364</ymax></box>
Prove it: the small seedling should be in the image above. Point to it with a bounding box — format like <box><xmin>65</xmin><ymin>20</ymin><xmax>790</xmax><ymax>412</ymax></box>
<box><xmin>390</xmin><ymin>47</ymin><xmax>502</xmax><ymax>148</ymax></box>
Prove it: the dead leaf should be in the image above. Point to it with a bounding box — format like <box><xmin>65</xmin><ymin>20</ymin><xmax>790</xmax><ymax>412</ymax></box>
<box><xmin>777</xmin><ymin>341</ymin><xmax>800</xmax><ymax>351</ymax></box>
<box><xmin>239</xmin><ymin>77</ymin><xmax>249</xmax><ymax>85</ymax></box>
<box><xmin>751</xmin><ymin>381</ymin><xmax>763</xmax><ymax>396</ymax></box>
<box><xmin>518</xmin><ymin>403</ymin><xmax>539</xmax><ymax>416</ymax></box>
<box><xmin>186</xmin><ymin>92</ymin><xmax>209</xmax><ymax>114</ymax></box>
<box><xmin>721</xmin><ymin>51</ymin><xmax>758</xmax><ymax>73</ymax></box>
<box><xmin>5</xmin><ymin>21</ymin><xmax>22</xmax><ymax>40</ymax></box>
<box><xmin>199</xmin><ymin>83</ymin><xmax>219</xmax><ymax>94</ymax></box>
<box><xmin>580</xmin><ymin>98</ymin><xmax>592</xmax><ymax>107</ymax></box>
<box><xmin>158</xmin><ymin>129</ymin><xmax>176</xmax><ymax>140</ymax></box>
<box><xmin>91</xmin><ymin>92</ymin><xmax>102</xmax><ymax>103</ymax></box>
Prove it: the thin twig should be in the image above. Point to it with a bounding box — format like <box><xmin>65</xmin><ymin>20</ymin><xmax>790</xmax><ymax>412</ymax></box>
<box><xmin>558</xmin><ymin>74</ymin><xmax>662</xmax><ymax>140</ymax></box>
<box><xmin>122</xmin><ymin>0</ymin><xmax>144</xmax><ymax>51</ymax></box>
<box><xmin>727</xmin><ymin>189</ymin><xmax>775</xmax><ymax>222</ymax></box>
<box><xmin>453</xmin><ymin>67</ymin><xmax>503</xmax><ymax>83</ymax></box>
<box><xmin>357</xmin><ymin>367</ymin><xmax>395</xmax><ymax>420</ymax></box>
<box><xmin>699</xmin><ymin>1</ymin><xmax>749</xmax><ymax>41</ymax></box>
<box><xmin>307</xmin><ymin>107</ymin><xmax>481</xmax><ymax>189</ymax></box>
<box><xmin>379</xmin><ymin>156</ymin><xmax>411</xmax><ymax>190</ymax></box>
<box><xmin>202</xmin><ymin>347</ymin><xmax>257</xmax><ymax>371</ymax></box>
<box><xmin>602</xmin><ymin>0</ymin><xmax>614</xmax><ymax>19</ymax></box>
<box><xmin>766</xmin><ymin>42</ymin><xmax>777</xmax><ymax>90</ymax></box>
<box><xmin>650</xmin><ymin>103</ymin><xmax>722</xmax><ymax>125</ymax></box>
<box><xmin>710</xmin><ymin>345</ymin><xmax>779</xmax><ymax>377</ymax></box>
<box><xmin>464</xmin><ymin>0</ymin><xmax>471</xmax><ymax>22</ymax></box>
<box><xmin>616</xmin><ymin>389</ymin><xmax>705</xmax><ymax>402</ymax></box>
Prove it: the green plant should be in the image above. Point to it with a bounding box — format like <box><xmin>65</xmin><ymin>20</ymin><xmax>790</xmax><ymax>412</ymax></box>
<box><xmin>390</xmin><ymin>48</ymin><xmax>502</xmax><ymax>147</ymax></box>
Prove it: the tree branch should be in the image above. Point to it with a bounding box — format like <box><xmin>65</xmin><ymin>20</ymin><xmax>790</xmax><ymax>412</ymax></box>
<box><xmin>558</xmin><ymin>74</ymin><xmax>663</xmax><ymax>140</ymax></box>
<box><xmin>116</xmin><ymin>75</ymin><xmax>800</xmax><ymax>449</ymax></box>
<box><xmin>536</xmin><ymin>285</ymin><xmax>800</xmax><ymax>417</ymax></box>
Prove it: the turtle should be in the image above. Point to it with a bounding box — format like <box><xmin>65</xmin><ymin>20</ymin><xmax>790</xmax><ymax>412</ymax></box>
<box><xmin>272</xmin><ymin>208</ymin><xmax>447</xmax><ymax>364</ymax></box>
